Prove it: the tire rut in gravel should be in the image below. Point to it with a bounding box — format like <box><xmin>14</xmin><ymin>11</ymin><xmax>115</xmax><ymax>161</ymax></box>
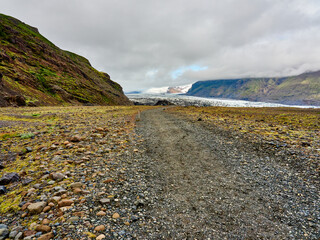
<box><xmin>135</xmin><ymin>108</ymin><xmax>319</xmax><ymax>239</ymax></box>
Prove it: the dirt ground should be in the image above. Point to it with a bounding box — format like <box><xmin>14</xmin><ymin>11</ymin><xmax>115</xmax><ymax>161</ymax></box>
<box><xmin>135</xmin><ymin>108</ymin><xmax>319</xmax><ymax>239</ymax></box>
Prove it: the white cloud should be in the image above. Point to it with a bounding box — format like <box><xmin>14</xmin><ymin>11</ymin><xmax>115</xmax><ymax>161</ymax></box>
<box><xmin>1</xmin><ymin>0</ymin><xmax>320</xmax><ymax>91</ymax></box>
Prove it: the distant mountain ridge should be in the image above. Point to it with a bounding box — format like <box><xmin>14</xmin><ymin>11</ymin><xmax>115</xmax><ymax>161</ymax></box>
<box><xmin>0</xmin><ymin>13</ymin><xmax>131</xmax><ymax>106</ymax></box>
<box><xmin>187</xmin><ymin>71</ymin><xmax>320</xmax><ymax>106</ymax></box>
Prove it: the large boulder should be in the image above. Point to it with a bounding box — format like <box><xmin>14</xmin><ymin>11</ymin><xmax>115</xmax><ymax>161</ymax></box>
<box><xmin>27</xmin><ymin>201</ymin><xmax>47</xmax><ymax>214</ymax></box>
<box><xmin>0</xmin><ymin>172</ymin><xmax>20</xmax><ymax>185</ymax></box>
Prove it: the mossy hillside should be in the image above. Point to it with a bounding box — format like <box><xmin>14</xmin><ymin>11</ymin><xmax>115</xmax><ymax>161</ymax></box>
<box><xmin>0</xmin><ymin>13</ymin><xmax>131</xmax><ymax>106</ymax></box>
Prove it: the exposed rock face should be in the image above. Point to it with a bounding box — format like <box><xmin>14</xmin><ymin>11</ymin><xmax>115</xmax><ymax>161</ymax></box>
<box><xmin>187</xmin><ymin>71</ymin><xmax>320</xmax><ymax>106</ymax></box>
<box><xmin>0</xmin><ymin>13</ymin><xmax>131</xmax><ymax>106</ymax></box>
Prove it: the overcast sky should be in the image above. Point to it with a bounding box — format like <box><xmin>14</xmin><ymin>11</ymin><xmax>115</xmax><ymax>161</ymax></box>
<box><xmin>1</xmin><ymin>0</ymin><xmax>320</xmax><ymax>91</ymax></box>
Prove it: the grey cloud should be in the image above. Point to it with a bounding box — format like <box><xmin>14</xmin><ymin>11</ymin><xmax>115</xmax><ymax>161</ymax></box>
<box><xmin>1</xmin><ymin>0</ymin><xmax>320</xmax><ymax>91</ymax></box>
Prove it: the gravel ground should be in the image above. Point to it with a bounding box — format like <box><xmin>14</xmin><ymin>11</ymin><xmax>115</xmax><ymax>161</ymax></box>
<box><xmin>1</xmin><ymin>107</ymin><xmax>319</xmax><ymax>239</ymax></box>
<box><xmin>133</xmin><ymin>108</ymin><xmax>320</xmax><ymax>239</ymax></box>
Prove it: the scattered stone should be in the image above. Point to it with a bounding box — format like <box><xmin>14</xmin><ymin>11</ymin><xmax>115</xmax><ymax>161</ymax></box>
<box><xmin>94</xmin><ymin>225</ymin><xmax>105</xmax><ymax>232</ymax></box>
<box><xmin>0</xmin><ymin>186</ymin><xmax>7</xmax><ymax>195</ymax></box>
<box><xmin>99</xmin><ymin>198</ymin><xmax>111</xmax><ymax>205</ymax></box>
<box><xmin>49</xmin><ymin>172</ymin><xmax>65</xmax><ymax>181</ymax></box>
<box><xmin>42</xmin><ymin>219</ymin><xmax>50</xmax><ymax>225</ymax></box>
<box><xmin>35</xmin><ymin>225</ymin><xmax>51</xmax><ymax>233</ymax></box>
<box><xmin>0</xmin><ymin>172</ymin><xmax>20</xmax><ymax>185</ymax></box>
<box><xmin>22</xmin><ymin>178</ymin><xmax>33</xmax><ymax>186</ymax></box>
<box><xmin>29</xmin><ymin>222</ymin><xmax>38</xmax><ymax>230</ymax></box>
<box><xmin>33</xmin><ymin>183</ymin><xmax>41</xmax><ymax>189</ymax></box>
<box><xmin>70</xmin><ymin>135</ymin><xmax>82</xmax><ymax>142</ymax></box>
<box><xmin>25</xmin><ymin>147</ymin><xmax>32</xmax><ymax>153</ymax></box>
<box><xmin>50</xmin><ymin>196</ymin><xmax>61</xmax><ymax>203</ymax></box>
<box><xmin>37</xmin><ymin>232</ymin><xmax>54</xmax><ymax>240</ymax></box>
<box><xmin>73</xmin><ymin>187</ymin><xmax>82</xmax><ymax>194</ymax></box>
<box><xmin>21</xmin><ymin>202</ymin><xmax>31</xmax><ymax>211</ymax></box>
<box><xmin>103</xmin><ymin>178</ymin><xmax>114</xmax><ymax>184</ymax></box>
<box><xmin>27</xmin><ymin>202</ymin><xmax>47</xmax><ymax>214</ymax></box>
<box><xmin>9</xmin><ymin>230</ymin><xmax>18</xmax><ymax>239</ymax></box>
<box><xmin>112</xmin><ymin>213</ymin><xmax>120</xmax><ymax>219</ymax></box>
<box><xmin>0</xmin><ymin>224</ymin><xmax>9</xmax><ymax>240</ymax></box>
<box><xmin>14</xmin><ymin>232</ymin><xmax>23</xmax><ymax>240</ymax></box>
<box><xmin>96</xmin><ymin>211</ymin><xmax>106</xmax><ymax>216</ymax></box>
<box><xmin>58</xmin><ymin>199</ymin><xmax>74</xmax><ymax>207</ymax></box>
<box><xmin>96</xmin><ymin>234</ymin><xmax>106</xmax><ymax>240</ymax></box>
<box><xmin>70</xmin><ymin>182</ymin><xmax>83</xmax><ymax>189</ymax></box>
<box><xmin>23</xmin><ymin>230</ymin><xmax>36</xmax><ymax>238</ymax></box>
<box><xmin>67</xmin><ymin>216</ymin><xmax>79</xmax><ymax>223</ymax></box>
<box><xmin>42</xmin><ymin>206</ymin><xmax>51</xmax><ymax>213</ymax></box>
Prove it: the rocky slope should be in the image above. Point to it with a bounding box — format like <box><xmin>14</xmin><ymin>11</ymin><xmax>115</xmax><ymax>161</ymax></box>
<box><xmin>187</xmin><ymin>71</ymin><xmax>320</xmax><ymax>105</ymax></box>
<box><xmin>0</xmin><ymin>14</ymin><xmax>131</xmax><ymax>107</ymax></box>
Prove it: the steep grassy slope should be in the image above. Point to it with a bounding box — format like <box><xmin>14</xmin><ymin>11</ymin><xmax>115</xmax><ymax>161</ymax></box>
<box><xmin>0</xmin><ymin>14</ymin><xmax>131</xmax><ymax>106</ymax></box>
<box><xmin>187</xmin><ymin>71</ymin><xmax>320</xmax><ymax>105</ymax></box>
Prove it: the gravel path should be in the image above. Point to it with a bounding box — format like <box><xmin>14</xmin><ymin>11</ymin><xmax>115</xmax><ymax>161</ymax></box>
<box><xmin>134</xmin><ymin>108</ymin><xmax>319</xmax><ymax>239</ymax></box>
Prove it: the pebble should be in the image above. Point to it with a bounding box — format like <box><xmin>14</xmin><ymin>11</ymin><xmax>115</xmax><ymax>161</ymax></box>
<box><xmin>73</xmin><ymin>187</ymin><xmax>82</xmax><ymax>194</ymax></box>
<box><xmin>49</xmin><ymin>172</ymin><xmax>65</xmax><ymax>181</ymax></box>
<box><xmin>99</xmin><ymin>198</ymin><xmax>111</xmax><ymax>205</ymax></box>
<box><xmin>103</xmin><ymin>178</ymin><xmax>114</xmax><ymax>184</ymax></box>
<box><xmin>67</xmin><ymin>216</ymin><xmax>79</xmax><ymax>223</ymax></box>
<box><xmin>58</xmin><ymin>199</ymin><xmax>74</xmax><ymax>207</ymax></box>
<box><xmin>27</xmin><ymin>202</ymin><xmax>47</xmax><ymax>214</ymax></box>
<box><xmin>70</xmin><ymin>182</ymin><xmax>83</xmax><ymax>189</ymax></box>
<box><xmin>0</xmin><ymin>225</ymin><xmax>9</xmax><ymax>240</ymax></box>
<box><xmin>37</xmin><ymin>232</ymin><xmax>54</xmax><ymax>240</ymax></box>
<box><xmin>23</xmin><ymin>230</ymin><xmax>36</xmax><ymax>238</ymax></box>
<box><xmin>35</xmin><ymin>225</ymin><xmax>51</xmax><ymax>233</ymax></box>
<box><xmin>9</xmin><ymin>230</ymin><xmax>18</xmax><ymax>238</ymax></box>
<box><xmin>42</xmin><ymin>219</ymin><xmax>50</xmax><ymax>225</ymax></box>
<box><xmin>0</xmin><ymin>186</ymin><xmax>7</xmax><ymax>195</ymax></box>
<box><xmin>14</xmin><ymin>232</ymin><xmax>23</xmax><ymax>240</ymax></box>
<box><xmin>50</xmin><ymin>196</ymin><xmax>61</xmax><ymax>203</ymax></box>
<box><xmin>96</xmin><ymin>234</ymin><xmax>106</xmax><ymax>240</ymax></box>
<box><xmin>96</xmin><ymin>211</ymin><xmax>106</xmax><ymax>216</ymax></box>
<box><xmin>94</xmin><ymin>225</ymin><xmax>105</xmax><ymax>232</ymax></box>
<box><xmin>25</xmin><ymin>147</ymin><xmax>32</xmax><ymax>153</ymax></box>
<box><xmin>70</xmin><ymin>135</ymin><xmax>82</xmax><ymax>142</ymax></box>
<box><xmin>42</xmin><ymin>206</ymin><xmax>51</xmax><ymax>212</ymax></box>
<box><xmin>112</xmin><ymin>213</ymin><xmax>120</xmax><ymax>219</ymax></box>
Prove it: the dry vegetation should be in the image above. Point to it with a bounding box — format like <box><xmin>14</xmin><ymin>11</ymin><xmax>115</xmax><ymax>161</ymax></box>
<box><xmin>0</xmin><ymin>106</ymin><xmax>153</xmax><ymax>225</ymax></box>
<box><xmin>169</xmin><ymin>106</ymin><xmax>320</xmax><ymax>173</ymax></box>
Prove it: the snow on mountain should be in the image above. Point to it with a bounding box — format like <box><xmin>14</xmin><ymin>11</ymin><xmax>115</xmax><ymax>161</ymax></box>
<box><xmin>143</xmin><ymin>84</ymin><xmax>192</xmax><ymax>94</ymax></box>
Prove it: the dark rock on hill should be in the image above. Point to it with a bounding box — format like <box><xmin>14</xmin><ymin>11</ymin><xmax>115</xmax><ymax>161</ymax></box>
<box><xmin>187</xmin><ymin>71</ymin><xmax>320</xmax><ymax>106</ymax></box>
<box><xmin>0</xmin><ymin>14</ymin><xmax>131</xmax><ymax>106</ymax></box>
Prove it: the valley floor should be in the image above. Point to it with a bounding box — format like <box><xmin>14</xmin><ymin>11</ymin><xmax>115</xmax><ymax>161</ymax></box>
<box><xmin>0</xmin><ymin>106</ymin><xmax>319</xmax><ymax>239</ymax></box>
<box><xmin>135</xmin><ymin>108</ymin><xmax>319</xmax><ymax>239</ymax></box>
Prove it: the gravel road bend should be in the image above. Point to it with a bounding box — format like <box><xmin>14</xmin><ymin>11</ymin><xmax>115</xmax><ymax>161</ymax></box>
<box><xmin>135</xmin><ymin>108</ymin><xmax>319</xmax><ymax>239</ymax></box>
